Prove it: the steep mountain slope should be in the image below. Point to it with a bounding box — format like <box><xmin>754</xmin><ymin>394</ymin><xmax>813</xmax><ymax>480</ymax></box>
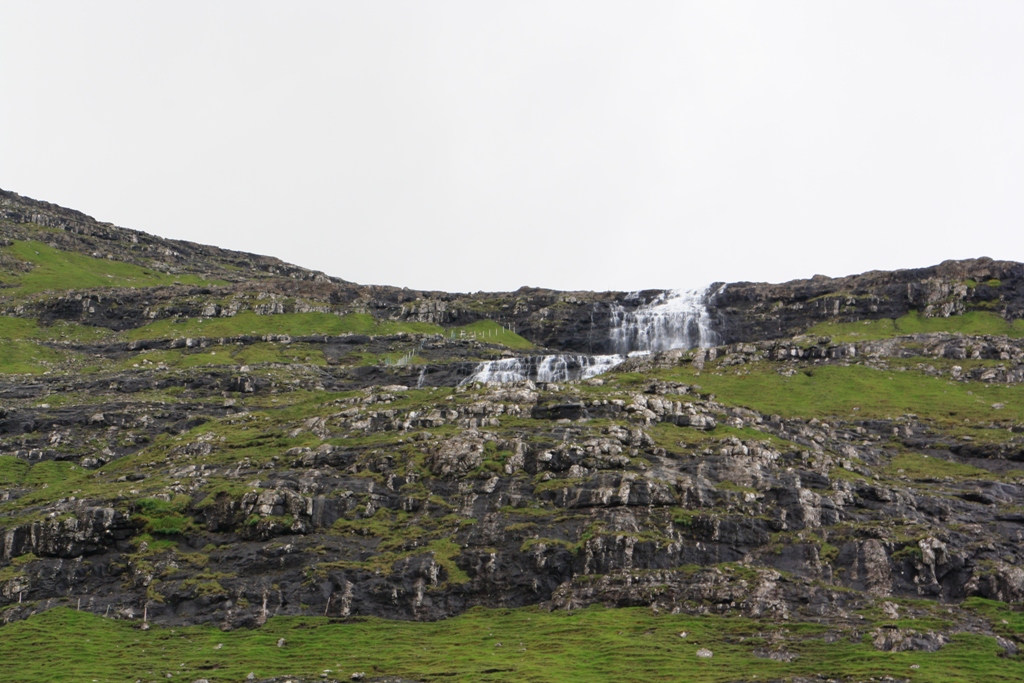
<box><xmin>2</xmin><ymin>188</ymin><xmax>1024</xmax><ymax>682</ymax></box>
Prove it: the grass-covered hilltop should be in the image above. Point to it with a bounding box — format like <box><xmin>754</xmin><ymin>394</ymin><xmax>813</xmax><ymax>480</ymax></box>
<box><xmin>1</xmin><ymin>187</ymin><xmax>1024</xmax><ymax>683</ymax></box>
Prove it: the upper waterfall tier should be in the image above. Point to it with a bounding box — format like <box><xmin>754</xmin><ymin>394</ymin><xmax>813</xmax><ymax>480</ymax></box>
<box><xmin>609</xmin><ymin>286</ymin><xmax>721</xmax><ymax>354</ymax></box>
<box><xmin>462</xmin><ymin>354</ymin><xmax>623</xmax><ymax>384</ymax></box>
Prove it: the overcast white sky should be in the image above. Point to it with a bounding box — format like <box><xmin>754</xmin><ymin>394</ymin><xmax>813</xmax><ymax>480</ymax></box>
<box><xmin>1</xmin><ymin>2</ymin><xmax>1022</xmax><ymax>293</ymax></box>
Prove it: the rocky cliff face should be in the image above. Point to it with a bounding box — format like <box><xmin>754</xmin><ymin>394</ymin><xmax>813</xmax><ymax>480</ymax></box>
<box><xmin>2</xmin><ymin>188</ymin><xmax>1024</xmax><ymax>656</ymax></box>
<box><xmin>712</xmin><ymin>260</ymin><xmax>1024</xmax><ymax>344</ymax></box>
<box><xmin>8</xmin><ymin>188</ymin><xmax>1021</xmax><ymax>355</ymax></box>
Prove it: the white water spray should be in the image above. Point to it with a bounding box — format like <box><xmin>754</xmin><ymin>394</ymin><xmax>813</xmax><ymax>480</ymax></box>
<box><xmin>463</xmin><ymin>354</ymin><xmax>624</xmax><ymax>385</ymax></box>
<box><xmin>609</xmin><ymin>286</ymin><xmax>722</xmax><ymax>354</ymax></box>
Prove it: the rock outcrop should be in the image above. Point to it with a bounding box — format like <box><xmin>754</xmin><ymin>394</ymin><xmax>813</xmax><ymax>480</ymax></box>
<box><xmin>2</xmin><ymin>187</ymin><xmax>1024</xmax><ymax>654</ymax></box>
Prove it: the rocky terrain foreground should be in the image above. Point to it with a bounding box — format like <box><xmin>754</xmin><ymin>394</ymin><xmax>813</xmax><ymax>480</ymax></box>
<box><xmin>2</xmin><ymin>187</ymin><xmax>1024</xmax><ymax>682</ymax></box>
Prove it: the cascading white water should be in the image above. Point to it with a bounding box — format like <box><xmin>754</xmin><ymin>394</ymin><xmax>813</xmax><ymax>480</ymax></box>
<box><xmin>463</xmin><ymin>354</ymin><xmax>624</xmax><ymax>385</ymax></box>
<box><xmin>461</xmin><ymin>286</ymin><xmax>720</xmax><ymax>385</ymax></box>
<box><xmin>609</xmin><ymin>286</ymin><xmax>722</xmax><ymax>354</ymax></box>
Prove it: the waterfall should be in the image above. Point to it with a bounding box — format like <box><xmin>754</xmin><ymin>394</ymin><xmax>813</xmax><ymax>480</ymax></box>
<box><xmin>462</xmin><ymin>354</ymin><xmax>624</xmax><ymax>385</ymax></box>
<box><xmin>609</xmin><ymin>286</ymin><xmax>722</xmax><ymax>354</ymax></box>
<box><xmin>461</xmin><ymin>286</ymin><xmax>721</xmax><ymax>385</ymax></box>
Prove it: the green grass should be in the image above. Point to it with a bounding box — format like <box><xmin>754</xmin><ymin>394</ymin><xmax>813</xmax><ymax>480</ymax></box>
<box><xmin>0</xmin><ymin>459</ymin><xmax>92</xmax><ymax>524</ymax></box>
<box><xmin>807</xmin><ymin>311</ymin><xmax>1024</xmax><ymax>342</ymax></box>
<box><xmin>0</xmin><ymin>317</ymin><xmax>114</xmax><ymax>372</ymax></box>
<box><xmin>447</xmin><ymin>320</ymin><xmax>535</xmax><ymax>350</ymax></box>
<box><xmin>135</xmin><ymin>496</ymin><xmax>194</xmax><ymax>535</ymax></box>
<box><xmin>20</xmin><ymin>460</ymin><xmax>80</xmax><ymax>487</ymax></box>
<box><xmin>0</xmin><ymin>443</ymin><xmax>183</xmax><ymax>526</ymax></box>
<box><xmin>647</xmin><ymin>421</ymin><xmax>798</xmax><ymax>454</ymax></box>
<box><xmin>125</xmin><ymin>312</ymin><xmax>535</xmax><ymax>350</ymax></box>
<box><xmin>0</xmin><ymin>457</ymin><xmax>90</xmax><ymax>500</ymax></box>
<box><xmin>884</xmin><ymin>453</ymin><xmax>992</xmax><ymax>480</ymax></box>
<box><xmin>0</xmin><ymin>455</ymin><xmax>31</xmax><ymax>485</ymax></box>
<box><xmin>667</xmin><ymin>362</ymin><xmax>1024</xmax><ymax>425</ymax></box>
<box><xmin>125</xmin><ymin>311</ymin><xmax>443</xmax><ymax>340</ymax></box>
<box><xmin>0</xmin><ymin>239</ymin><xmax>216</xmax><ymax>296</ymax></box>
<box><xmin>963</xmin><ymin>597</ymin><xmax>1024</xmax><ymax>640</ymax></box>
<box><xmin>964</xmin><ymin>279</ymin><xmax>1002</xmax><ymax>289</ymax></box>
<box><xmin>0</xmin><ymin>339</ymin><xmax>68</xmax><ymax>373</ymax></box>
<box><xmin>1</xmin><ymin>605</ymin><xmax>1020</xmax><ymax>683</ymax></box>
<box><xmin>113</xmin><ymin>343</ymin><xmax>328</xmax><ymax>370</ymax></box>
<box><xmin>0</xmin><ymin>316</ymin><xmax>39</xmax><ymax>339</ymax></box>
<box><xmin>0</xmin><ymin>316</ymin><xmax>119</xmax><ymax>343</ymax></box>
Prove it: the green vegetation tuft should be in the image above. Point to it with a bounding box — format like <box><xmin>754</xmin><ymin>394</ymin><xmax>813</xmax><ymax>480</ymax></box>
<box><xmin>0</xmin><ymin>458</ymin><xmax>82</xmax><ymax>495</ymax></box>
<box><xmin>135</xmin><ymin>496</ymin><xmax>194</xmax><ymax>536</ymax></box>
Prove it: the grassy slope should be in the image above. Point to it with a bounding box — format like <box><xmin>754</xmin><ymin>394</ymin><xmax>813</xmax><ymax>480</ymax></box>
<box><xmin>0</xmin><ymin>237</ymin><xmax>535</xmax><ymax>359</ymax></box>
<box><xmin>125</xmin><ymin>314</ymin><xmax>534</xmax><ymax>348</ymax></box>
<box><xmin>1</xmin><ymin>605</ymin><xmax>1021</xmax><ymax>683</ymax></box>
<box><xmin>807</xmin><ymin>311</ymin><xmax>1024</xmax><ymax>342</ymax></box>
<box><xmin>0</xmin><ymin>318</ymin><xmax>110</xmax><ymax>374</ymax></box>
<box><xmin>0</xmin><ymin>339</ymin><xmax>68</xmax><ymax>374</ymax></box>
<box><xmin>883</xmin><ymin>452</ymin><xmax>992</xmax><ymax>479</ymax></box>
<box><xmin>447</xmin><ymin>319</ymin><xmax>535</xmax><ymax>350</ymax></box>
<box><xmin>111</xmin><ymin>343</ymin><xmax>331</xmax><ymax>370</ymax></box>
<box><xmin>0</xmin><ymin>313</ymin><xmax>533</xmax><ymax>373</ymax></box>
<box><xmin>0</xmin><ymin>317</ymin><xmax>116</xmax><ymax>343</ymax></box>
<box><xmin>0</xmin><ymin>239</ymin><xmax>217</xmax><ymax>295</ymax></box>
<box><xmin>123</xmin><ymin>311</ymin><xmax>443</xmax><ymax>340</ymax></box>
<box><xmin>661</xmin><ymin>362</ymin><xmax>1024</xmax><ymax>426</ymax></box>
